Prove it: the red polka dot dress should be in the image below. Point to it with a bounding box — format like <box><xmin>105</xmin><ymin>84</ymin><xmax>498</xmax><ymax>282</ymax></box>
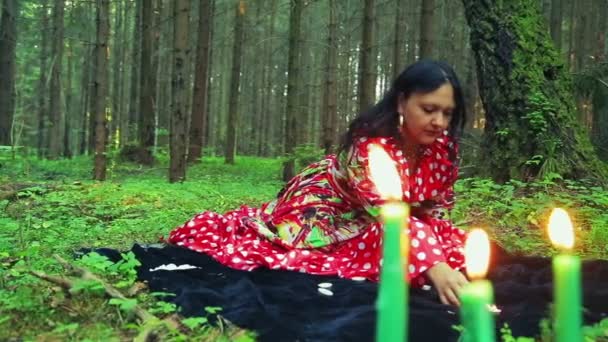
<box><xmin>168</xmin><ymin>133</ymin><xmax>465</xmax><ymax>287</ymax></box>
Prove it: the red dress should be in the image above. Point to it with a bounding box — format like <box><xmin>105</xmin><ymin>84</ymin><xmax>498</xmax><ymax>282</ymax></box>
<box><xmin>168</xmin><ymin>134</ymin><xmax>465</xmax><ymax>286</ymax></box>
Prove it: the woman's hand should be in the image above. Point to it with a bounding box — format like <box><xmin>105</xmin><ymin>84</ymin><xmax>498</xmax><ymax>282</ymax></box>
<box><xmin>425</xmin><ymin>262</ymin><xmax>468</xmax><ymax>306</ymax></box>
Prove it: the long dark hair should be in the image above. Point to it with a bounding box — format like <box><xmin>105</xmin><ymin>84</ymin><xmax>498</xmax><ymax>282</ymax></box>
<box><xmin>339</xmin><ymin>59</ymin><xmax>467</xmax><ymax>156</ymax></box>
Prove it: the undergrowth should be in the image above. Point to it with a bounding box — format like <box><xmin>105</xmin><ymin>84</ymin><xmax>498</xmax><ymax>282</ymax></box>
<box><xmin>1</xmin><ymin>151</ymin><xmax>607</xmax><ymax>340</ymax></box>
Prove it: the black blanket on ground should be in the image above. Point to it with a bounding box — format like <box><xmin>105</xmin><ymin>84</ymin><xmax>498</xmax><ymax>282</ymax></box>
<box><xmin>95</xmin><ymin>243</ymin><xmax>608</xmax><ymax>341</ymax></box>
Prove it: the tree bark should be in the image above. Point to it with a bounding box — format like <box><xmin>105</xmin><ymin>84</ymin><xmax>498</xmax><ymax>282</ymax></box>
<box><xmin>137</xmin><ymin>0</ymin><xmax>155</xmax><ymax>164</ymax></box>
<box><xmin>63</xmin><ymin>38</ymin><xmax>72</xmax><ymax>158</ymax></box>
<box><xmin>0</xmin><ymin>0</ymin><xmax>17</xmax><ymax>146</ymax></box>
<box><xmin>282</xmin><ymin>0</ymin><xmax>303</xmax><ymax>181</ymax></box>
<box><xmin>47</xmin><ymin>0</ymin><xmax>65</xmax><ymax>158</ymax></box>
<box><xmin>419</xmin><ymin>0</ymin><xmax>435</xmax><ymax>59</ymax></box>
<box><xmin>93</xmin><ymin>0</ymin><xmax>109</xmax><ymax>181</ymax></box>
<box><xmin>37</xmin><ymin>0</ymin><xmax>49</xmax><ymax>156</ymax></box>
<box><xmin>224</xmin><ymin>1</ymin><xmax>245</xmax><ymax>164</ymax></box>
<box><xmin>462</xmin><ymin>0</ymin><xmax>607</xmax><ymax>182</ymax></box>
<box><xmin>169</xmin><ymin>0</ymin><xmax>190</xmax><ymax>182</ymax></box>
<box><xmin>549</xmin><ymin>0</ymin><xmax>562</xmax><ymax>51</ymax></box>
<box><xmin>357</xmin><ymin>0</ymin><xmax>375</xmax><ymax>113</ymax></box>
<box><xmin>321</xmin><ymin>0</ymin><xmax>338</xmax><ymax>154</ymax></box>
<box><xmin>188</xmin><ymin>0</ymin><xmax>213</xmax><ymax>163</ymax></box>
<box><xmin>127</xmin><ymin>0</ymin><xmax>142</xmax><ymax>144</ymax></box>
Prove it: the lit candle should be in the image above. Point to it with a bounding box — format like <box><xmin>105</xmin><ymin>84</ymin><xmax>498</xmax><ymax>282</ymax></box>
<box><xmin>459</xmin><ymin>229</ymin><xmax>496</xmax><ymax>342</ymax></box>
<box><xmin>548</xmin><ymin>208</ymin><xmax>581</xmax><ymax>342</ymax></box>
<box><xmin>368</xmin><ymin>144</ymin><xmax>409</xmax><ymax>342</ymax></box>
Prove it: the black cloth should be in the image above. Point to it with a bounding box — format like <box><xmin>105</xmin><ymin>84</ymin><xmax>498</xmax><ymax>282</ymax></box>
<box><xmin>96</xmin><ymin>244</ymin><xmax>608</xmax><ymax>341</ymax></box>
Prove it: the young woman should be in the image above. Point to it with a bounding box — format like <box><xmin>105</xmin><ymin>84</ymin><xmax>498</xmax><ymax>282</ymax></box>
<box><xmin>168</xmin><ymin>59</ymin><xmax>468</xmax><ymax>306</ymax></box>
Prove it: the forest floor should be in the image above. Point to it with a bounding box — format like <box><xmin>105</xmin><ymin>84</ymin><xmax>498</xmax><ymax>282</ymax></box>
<box><xmin>1</xmin><ymin>150</ymin><xmax>607</xmax><ymax>341</ymax></box>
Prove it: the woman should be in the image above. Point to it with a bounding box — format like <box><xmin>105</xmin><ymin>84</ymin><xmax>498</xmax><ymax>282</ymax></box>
<box><xmin>168</xmin><ymin>59</ymin><xmax>468</xmax><ymax>306</ymax></box>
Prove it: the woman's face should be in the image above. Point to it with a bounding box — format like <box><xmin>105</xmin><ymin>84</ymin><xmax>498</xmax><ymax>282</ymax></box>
<box><xmin>398</xmin><ymin>83</ymin><xmax>455</xmax><ymax>145</ymax></box>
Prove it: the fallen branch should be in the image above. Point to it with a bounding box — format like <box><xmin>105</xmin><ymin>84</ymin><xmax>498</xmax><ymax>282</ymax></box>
<box><xmin>53</xmin><ymin>255</ymin><xmax>180</xmax><ymax>330</ymax></box>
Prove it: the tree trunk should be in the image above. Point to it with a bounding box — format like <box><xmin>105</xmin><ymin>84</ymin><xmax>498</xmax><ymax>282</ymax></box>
<box><xmin>169</xmin><ymin>0</ymin><xmax>190</xmax><ymax>182</ymax></box>
<box><xmin>188</xmin><ymin>0</ymin><xmax>213</xmax><ymax>163</ymax></box>
<box><xmin>419</xmin><ymin>0</ymin><xmax>435</xmax><ymax>59</ymax></box>
<box><xmin>549</xmin><ymin>0</ymin><xmax>562</xmax><ymax>51</ymax></box>
<box><xmin>392</xmin><ymin>0</ymin><xmax>406</xmax><ymax>78</ymax></box>
<box><xmin>47</xmin><ymin>0</ymin><xmax>65</xmax><ymax>158</ymax></box>
<box><xmin>282</xmin><ymin>0</ymin><xmax>303</xmax><ymax>181</ymax></box>
<box><xmin>37</xmin><ymin>0</ymin><xmax>49</xmax><ymax>157</ymax></box>
<box><xmin>224</xmin><ymin>1</ymin><xmax>245</xmax><ymax>165</ymax></box>
<box><xmin>110</xmin><ymin>0</ymin><xmax>123</xmax><ymax>148</ymax></box>
<box><xmin>357</xmin><ymin>0</ymin><xmax>375</xmax><ymax>113</ymax></box>
<box><xmin>63</xmin><ymin>39</ymin><xmax>72</xmax><ymax>158</ymax></box>
<box><xmin>321</xmin><ymin>0</ymin><xmax>338</xmax><ymax>154</ymax></box>
<box><xmin>127</xmin><ymin>0</ymin><xmax>142</xmax><ymax>144</ymax></box>
<box><xmin>462</xmin><ymin>0</ymin><xmax>607</xmax><ymax>182</ymax></box>
<box><xmin>93</xmin><ymin>0</ymin><xmax>110</xmax><ymax>181</ymax></box>
<box><xmin>0</xmin><ymin>0</ymin><xmax>17</xmax><ymax>146</ymax></box>
<box><xmin>138</xmin><ymin>0</ymin><xmax>155</xmax><ymax>164</ymax></box>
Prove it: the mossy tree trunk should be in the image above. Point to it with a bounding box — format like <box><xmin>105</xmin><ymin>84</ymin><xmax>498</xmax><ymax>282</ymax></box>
<box><xmin>461</xmin><ymin>0</ymin><xmax>607</xmax><ymax>183</ymax></box>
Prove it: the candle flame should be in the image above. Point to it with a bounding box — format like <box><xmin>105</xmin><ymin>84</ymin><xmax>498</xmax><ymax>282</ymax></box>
<box><xmin>464</xmin><ymin>229</ymin><xmax>491</xmax><ymax>280</ymax></box>
<box><xmin>367</xmin><ymin>144</ymin><xmax>402</xmax><ymax>201</ymax></box>
<box><xmin>548</xmin><ymin>208</ymin><xmax>575</xmax><ymax>250</ymax></box>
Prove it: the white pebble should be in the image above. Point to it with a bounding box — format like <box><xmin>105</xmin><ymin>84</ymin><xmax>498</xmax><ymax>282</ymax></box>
<box><xmin>318</xmin><ymin>282</ymin><xmax>333</xmax><ymax>288</ymax></box>
<box><xmin>351</xmin><ymin>277</ymin><xmax>366</xmax><ymax>282</ymax></box>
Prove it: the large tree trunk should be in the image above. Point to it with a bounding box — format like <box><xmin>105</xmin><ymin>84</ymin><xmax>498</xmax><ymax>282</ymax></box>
<box><xmin>37</xmin><ymin>0</ymin><xmax>49</xmax><ymax>157</ymax></box>
<box><xmin>281</xmin><ymin>0</ymin><xmax>303</xmax><ymax>181</ymax></box>
<box><xmin>0</xmin><ymin>0</ymin><xmax>17</xmax><ymax>146</ymax></box>
<box><xmin>47</xmin><ymin>0</ymin><xmax>65</xmax><ymax>158</ymax></box>
<box><xmin>169</xmin><ymin>0</ymin><xmax>190</xmax><ymax>182</ymax></box>
<box><xmin>321</xmin><ymin>0</ymin><xmax>338</xmax><ymax>154</ymax></box>
<box><xmin>462</xmin><ymin>0</ymin><xmax>607</xmax><ymax>182</ymax></box>
<box><xmin>188</xmin><ymin>0</ymin><xmax>213</xmax><ymax>163</ymax></box>
<box><xmin>419</xmin><ymin>0</ymin><xmax>435</xmax><ymax>59</ymax></box>
<box><xmin>93</xmin><ymin>0</ymin><xmax>109</xmax><ymax>181</ymax></box>
<box><xmin>357</xmin><ymin>0</ymin><xmax>375</xmax><ymax>113</ymax></box>
<box><xmin>137</xmin><ymin>0</ymin><xmax>155</xmax><ymax>164</ymax></box>
<box><xmin>224</xmin><ymin>1</ymin><xmax>245</xmax><ymax>165</ymax></box>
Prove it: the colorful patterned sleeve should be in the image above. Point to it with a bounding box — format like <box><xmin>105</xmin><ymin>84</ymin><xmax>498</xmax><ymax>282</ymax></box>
<box><xmin>341</xmin><ymin>137</ymin><xmax>406</xmax><ymax>218</ymax></box>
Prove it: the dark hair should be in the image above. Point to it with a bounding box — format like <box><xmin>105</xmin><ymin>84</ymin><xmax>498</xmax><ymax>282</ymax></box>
<box><xmin>339</xmin><ymin>59</ymin><xmax>467</xmax><ymax>155</ymax></box>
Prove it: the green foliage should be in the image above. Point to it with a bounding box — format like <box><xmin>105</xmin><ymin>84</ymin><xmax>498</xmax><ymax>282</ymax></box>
<box><xmin>1</xmin><ymin>153</ymin><xmax>608</xmax><ymax>340</ymax></box>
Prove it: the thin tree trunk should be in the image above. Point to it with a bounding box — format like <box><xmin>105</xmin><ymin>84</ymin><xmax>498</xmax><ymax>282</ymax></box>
<box><xmin>138</xmin><ymin>0</ymin><xmax>155</xmax><ymax>164</ymax></box>
<box><xmin>93</xmin><ymin>0</ymin><xmax>110</xmax><ymax>181</ymax></box>
<box><xmin>260</xmin><ymin>0</ymin><xmax>277</xmax><ymax>157</ymax></box>
<box><xmin>47</xmin><ymin>0</ymin><xmax>65</xmax><ymax>158</ymax></box>
<box><xmin>321</xmin><ymin>0</ymin><xmax>338</xmax><ymax>154</ymax></box>
<box><xmin>110</xmin><ymin>0</ymin><xmax>122</xmax><ymax>149</ymax></box>
<box><xmin>188</xmin><ymin>0</ymin><xmax>213</xmax><ymax>163</ymax></box>
<box><xmin>224</xmin><ymin>1</ymin><xmax>245</xmax><ymax>164</ymax></box>
<box><xmin>392</xmin><ymin>0</ymin><xmax>406</xmax><ymax>78</ymax></box>
<box><xmin>63</xmin><ymin>39</ymin><xmax>72</xmax><ymax>158</ymax></box>
<box><xmin>358</xmin><ymin>0</ymin><xmax>376</xmax><ymax>113</ymax></box>
<box><xmin>169</xmin><ymin>0</ymin><xmax>190</xmax><ymax>182</ymax></box>
<box><xmin>127</xmin><ymin>0</ymin><xmax>142</xmax><ymax>144</ymax></box>
<box><xmin>419</xmin><ymin>0</ymin><xmax>435</xmax><ymax>59</ymax></box>
<box><xmin>549</xmin><ymin>0</ymin><xmax>562</xmax><ymax>51</ymax></box>
<box><xmin>282</xmin><ymin>0</ymin><xmax>303</xmax><ymax>181</ymax></box>
<box><xmin>118</xmin><ymin>0</ymin><xmax>131</xmax><ymax>147</ymax></box>
<box><xmin>0</xmin><ymin>0</ymin><xmax>17</xmax><ymax>146</ymax></box>
<box><xmin>37</xmin><ymin>0</ymin><xmax>49</xmax><ymax>156</ymax></box>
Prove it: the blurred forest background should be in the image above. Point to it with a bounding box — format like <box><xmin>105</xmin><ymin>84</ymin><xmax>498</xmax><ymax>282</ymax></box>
<box><xmin>1</xmin><ymin>0</ymin><xmax>607</xmax><ymax>182</ymax></box>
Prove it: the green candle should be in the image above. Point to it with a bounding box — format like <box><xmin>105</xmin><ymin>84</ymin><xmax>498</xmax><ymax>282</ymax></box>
<box><xmin>376</xmin><ymin>202</ymin><xmax>409</xmax><ymax>342</ymax></box>
<box><xmin>367</xmin><ymin>144</ymin><xmax>409</xmax><ymax>342</ymax></box>
<box><xmin>553</xmin><ymin>254</ymin><xmax>581</xmax><ymax>342</ymax></box>
<box><xmin>459</xmin><ymin>229</ymin><xmax>495</xmax><ymax>342</ymax></box>
<box><xmin>459</xmin><ymin>280</ymin><xmax>495</xmax><ymax>342</ymax></box>
<box><xmin>548</xmin><ymin>208</ymin><xmax>582</xmax><ymax>342</ymax></box>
